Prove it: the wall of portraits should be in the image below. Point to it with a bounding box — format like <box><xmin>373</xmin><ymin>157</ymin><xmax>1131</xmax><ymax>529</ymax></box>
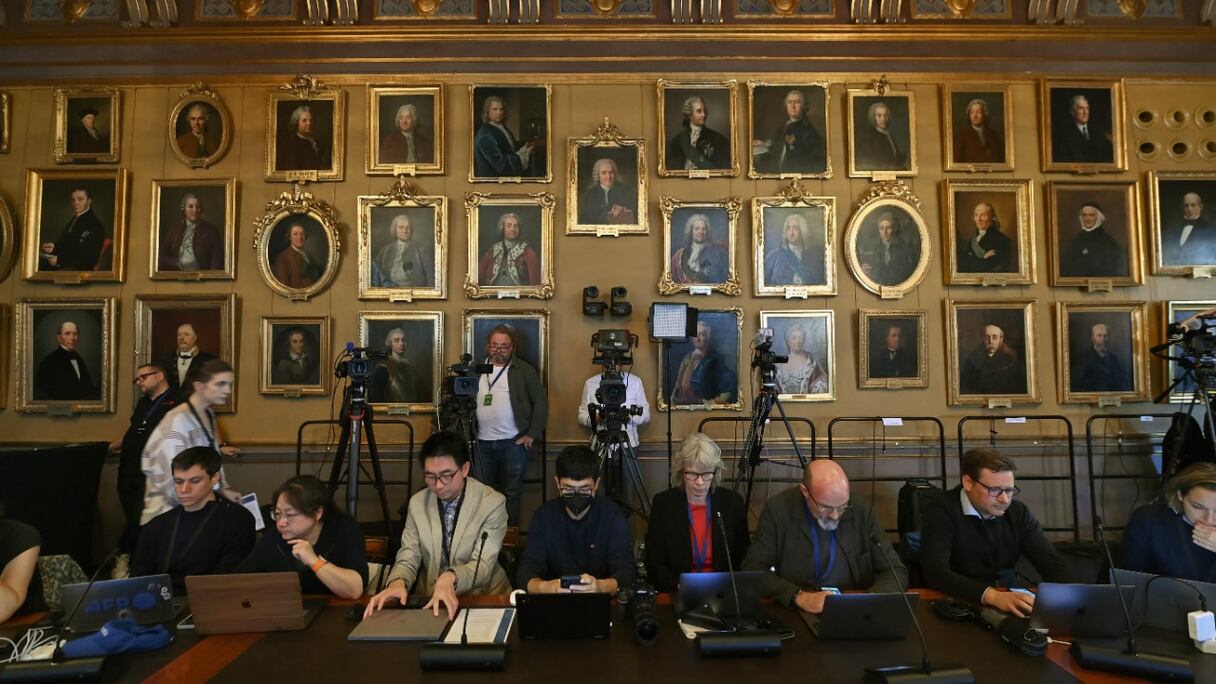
<box><xmin>0</xmin><ymin>73</ymin><xmax>1213</xmax><ymax>447</ymax></box>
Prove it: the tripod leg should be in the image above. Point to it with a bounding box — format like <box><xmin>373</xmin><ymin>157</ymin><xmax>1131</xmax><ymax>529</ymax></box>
<box><xmin>361</xmin><ymin>416</ymin><xmax>394</xmax><ymax>546</ymax></box>
<box><xmin>619</xmin><ymin>441</ymin><xmax>650</xmax><ymax>518</ymax></box>
<box><xmin>328</xmin><ymin>412</ymin><xmax>353</xmax><ymax>495</ymax></box>
<box><xmin>771</xmin><ymin>395</ymin><xmax>808</xmax><ymax>467</ymax></box>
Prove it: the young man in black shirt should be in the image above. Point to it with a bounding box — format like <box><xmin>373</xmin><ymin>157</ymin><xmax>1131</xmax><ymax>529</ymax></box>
<box><xmin>130</xmin><ymin>447</ymin><xmax>255</xmax><ymax>592</ymax></box>
<box><xmin>920</xmin><ymin>448</ymin><xmax>1071</xmax><ymax>617</ymax></box>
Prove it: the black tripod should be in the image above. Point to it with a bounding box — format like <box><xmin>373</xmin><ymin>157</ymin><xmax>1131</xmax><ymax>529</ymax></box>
<box><xmin>733</xmin><ymin>366</ymin><xmax>808</xmax><ymax>509</ymax></box>
<box><xmin>1155</xmin><ymin>361</ymin><xmax>1216</xmax><ymax>479</ymax></box>
<box><xmin>324</xmin><ymin>385</ymin><xmax>393</xmax><ymax>534</ymax></box>
<box><xmin>591</xmin><ymin>404</ymin><xmax>650</xmax><ymax>519</ymax></box>
<box><xmin>436</xmin><ymin>397</ymin><xmax>482</xmax><ymax>473</ymax></box>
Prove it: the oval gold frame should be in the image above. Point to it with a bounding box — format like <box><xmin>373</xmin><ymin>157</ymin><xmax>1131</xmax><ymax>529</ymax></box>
<box><xmin>842</xmin><ymin>181</ymin><xmax>932</xmax><ymax>298</ymax></box>
<box><xmin>252</xmin><ymin>185</ymin><xmax>342</xmax><ymax>301</ymax></box>
<box><xmin>167</xmin><ymin>83</ymin><xmax>233</xmax><ymax>170</ymax></box>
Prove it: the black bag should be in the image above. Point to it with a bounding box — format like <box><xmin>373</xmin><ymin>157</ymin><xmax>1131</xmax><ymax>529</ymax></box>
<box><xmin>896</xmin><ymin>478</ymin><xmax>943</xmax><ymax>564</ymax></box>
<box><xmin>1161</xmin><ymin>412</ymin><xmax>1215</xmax><ymax>485</ymax></box>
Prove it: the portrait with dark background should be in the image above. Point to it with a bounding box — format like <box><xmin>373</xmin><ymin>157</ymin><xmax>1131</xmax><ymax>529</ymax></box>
<box><xmin>867</xmin><ymin>317</ymin><xmax>920</xmax><ymax>380</ymax></box>
<box><xmin>1053</xmin><ymin>186</ymin><xmax>1133</xmax><ymax>280</ymax></box>
<box><xmin>172</xmin><ymin>101</ymin><xmax>223</xmax><ymax>155</ymax></box>
<box><xmin>37</xmin><ymin>177</ymin><xmax>118</xmax><ymax>273</ymax></box>
<box><xmin>949</xmin><ymin>90</ymin><xmax>1008</xmax><ymax>166</ymax></box>
<box><xmin>376</xmin><ymin>93</ymin><xmax>437</xmax><ymax>166</ymax></box>
<box><xmin>265</xmin><ymin>214</ymin><xmax>329</xmax><ymax>288</ymax></box>
<box><xmin>852</xmin><ymin>203</ymin><xmax>922</xmax><ymax>288</ymax></box>
<box><xmin>30</xmin><ymin>306</ymin><xmax>104</xmax><ymax>402</ymax></box>
<box><xmin>367</xmin><ymin>204</ymin><xmax>437</xmax><ymax>288</ymax></box>
<box><xmin>761</xmin><ymin>205</ymin><xmax>828</xmax><ymax>288</ymax></box>
<box><xmin>667</xmin><ymin>206</ymin><xmax>731</xmax><ymax>283</ymax></box>
<box><xmin>750</xmin><ymin>84</ymin><xmax>828</xmax><ymax>176</ymax></box>
<box><xmin>269</xmin><ymin>322</ymin><xmax>322</xmax><ymax>386</ymax></box>
<box><xmin>661</xmin><ymin>310</ymin><xmax>739</xmax><ymax>406</ymax></box>
<box><xmin>766</xmin><ymin>313</ymin><xmax>832</xmax><ymax>397</ymax></box>
<box><xmin>475</xmin><ymin>203</ymin><xmax>544</xmax><ymax>286</ymax></box>
<box><xmin>661</xmin><ymin>85</ymin><xmax>734</xmax><ymax>171</ymax></box>
<box><xmin>63</xmin><ymin>95</ymin><xmax>114</xmax><ymax>156</ymax></box>
<box><xmin>469</xmin><ymin>316</ymin><xmax>544</xmax><ymax>379</ymax></box>
<box><xmin>1066</xmin><ymin>310</ymin><xmax>1134</xmax><ymax>394</ymax></box>
<box><xmin>953</xmin><ymin>189</ymin><xmax>1021</xmax><ymax>274</ymax></box>
<box><xmin>955</xmin><ymin>306</ymin><xmax>1029</xmax><ymax>396</ymax></box>
<box><xmin>1048</xmin><ymin>86</ymin><xmax>1116</xmax><ymax>165</ymax></box>
<box><xmin>1155</xmin><ymin>178</ymin><xmax>1216</xmax><ymax>268</ymax></box>
<box><xmin>363</xmin><ymin>317</ymin><xmax>437</xmax><ymax>404</ymax></box>
<box><xmin>471</xmin><ymin>86</ymin><xmax>549</xmax><ymax>180</ymax></box>
<box><xmin>273</xmin><ymin>99</ymin><xmax>336</xmax><ymax>172</ymax></box>
<box><xmin>574</xmin><ymin>145</ymin><xmax>640</xmax><ymax>226</ymax></box>
<box><xmin>155</xmin><ymin>183</ymin><xmax>229</xmax><ymax>273</ymax></box>
<box><xmin>850</xmin><ymin>94</ymin><xmax>913</xmax><ymax>173</ymax></box>
<box><xmin>150</xmin><ymin>308</ymin><xmax>222</xmax><ymax>363</ymax></box>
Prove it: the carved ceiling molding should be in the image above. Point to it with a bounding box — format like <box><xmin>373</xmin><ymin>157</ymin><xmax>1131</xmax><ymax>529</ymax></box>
<box><xmin>852</xmin><ymin>0</ymin><xmax>904</xmax><ymax>23</ymax></box>
<box><xmin>1029</xmin><ymin>0</ymin><xmax>1080</xmax><ymax>24</ymax></box>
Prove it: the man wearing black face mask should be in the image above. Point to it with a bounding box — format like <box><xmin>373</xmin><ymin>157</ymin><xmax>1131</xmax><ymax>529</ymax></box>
<box><xmin>517</xmin><ymin>446</ymin><xmax>635</xmax><ymax>593</ymax></box>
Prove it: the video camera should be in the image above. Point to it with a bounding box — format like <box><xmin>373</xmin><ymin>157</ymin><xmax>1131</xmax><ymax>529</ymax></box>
<box><xmin>442</xmin><ymin>353</ymin><xmax>493</xmax><ymax>397</ymax></box>
<box><xmin>335</xmin><ymin>343</ymin><xmax>390</xmax><ymax>405</ymax></box>
<box><xmin>436</xmin><ymin>354</ymin><xmax>493</xmax><ymax>431</ymax></box>
<box><xmin>588</xmin><ymin>330</ymin><xmax>644</xmax><ymax>433</ymax></box>
<box><xmin>1155</xmin><ymin>314</ymin><xmax>1216</xmax><ymax>374</ymax></box>
<box><xmin>750</xmin><ymin>329</ymin><xmax>788</xmax><ymax>388</ymax></box>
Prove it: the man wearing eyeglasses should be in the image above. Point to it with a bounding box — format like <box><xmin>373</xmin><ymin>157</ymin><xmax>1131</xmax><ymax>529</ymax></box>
<box><xmin>920</xmin><ymin>448</ymin><xmax>1071</xmax><ymax>617</ymax></box>
<box><xmin>517</xmin><ymin>446</ymin><xmax>636</xmax><ymax>594</ymax></box>
<box><xmin>742</xmin><ymin>459</ymin><xmax>906</xmax><ymax>614</ymax></box>
<box><xmin>365</xmin><ymin>431</ymin><xmax>511</xmax><ymax>620</ymax></box>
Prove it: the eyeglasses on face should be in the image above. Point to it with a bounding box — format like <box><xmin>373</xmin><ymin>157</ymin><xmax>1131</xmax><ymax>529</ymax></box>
<box><xmin>488</xmin><ymin>343</ymin><xmax>513</xmax><ymax>351</ymax></box>
<box><xmin>559</xmin><ymin>486</ymin><xmax>594</xmax><ymax>497</ymax></box>
<box><xmin>270</xmin><ymin>508</ymin><xmax>303</xmax><ymax>522</ymax></box>
<box><xmin>809</xmin><ymin>492</ymin><xmax>852</xmax><ymax>516</ymax></box>
<box><xmin>133</xmin><ymin>371</ymin><xmax>161</xmax><ymax>384</ymax></box>
<box><xmin>683</xmin><ymin>470</ymin><xmax>715</xmax><ymax>483</ymax></box>
<box><xmin>423</xmin><ymin>470</ymin><xmax>458</xmax><ymax>485</ymax></box>
<box><xmin>974</xmin><ymin>479</ymin><xmax>1021</xmax><ymax>499</ymax></box>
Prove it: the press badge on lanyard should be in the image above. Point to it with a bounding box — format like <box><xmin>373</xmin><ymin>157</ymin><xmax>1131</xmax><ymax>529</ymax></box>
<box><xmin>484</xmin><ymin>365</ymin><xmax>508</xmax><ymax>406</ymax></box>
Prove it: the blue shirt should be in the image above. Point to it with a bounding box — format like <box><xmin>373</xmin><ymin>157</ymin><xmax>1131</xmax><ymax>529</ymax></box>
<box><xmin>516</xmin><ymin>497</ymin><xmax>636</xmax><ymax>587</ymax></box>
<box><xmin>1120</xmin><ymin>502</ymin><xmax>1216</xmax><ymax>583</ymax></box>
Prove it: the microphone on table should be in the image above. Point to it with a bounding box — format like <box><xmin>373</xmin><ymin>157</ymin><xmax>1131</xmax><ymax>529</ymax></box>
<box><xmin>420</xmin><ymin>531</ymin><xmax>506</xmax><ymax>671</ymax></box>
<box><xmin>695</xmin><ymin>511</ymin><xmax>781</xmax><ymax>658</ymax></box>
<box><xmin>976</xmin><ymin>607</ymin><xmax>1047</xmax><ymax>657</ymax></box>
<box><xmin>863</xmin><ymin>535</ymin><xmax>974</xmax><ymax>684</ymax></box>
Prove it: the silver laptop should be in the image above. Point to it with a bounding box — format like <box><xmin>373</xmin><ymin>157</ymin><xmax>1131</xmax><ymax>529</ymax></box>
<box><xmin>1028</xmin><ymin>582</ymin><xmax>1136</xmax><ymax>638</ymax></box>
<box><xmin>348</xmin><ymin>608</ymin><xmax>451</xmax><ymax>641</ymax></box>
<box><xmin>802</xmin><ymin>593</ymin><xmax>918</xmax><ymax>640</ymax></box>
<box><xmin>1112</xmin><ymin>568</ymin><xmax>1216</xmax><ymax>633</ymax></box>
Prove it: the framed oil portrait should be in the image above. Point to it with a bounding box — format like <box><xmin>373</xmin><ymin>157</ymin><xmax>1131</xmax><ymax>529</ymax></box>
<box><xmin>53</xmin><ymin>87</ymin><xmax>120</xmax><ymax>164</ymax></box>
<box><xmin>168</xmin><ymin>84</ymin><xmax>232</xmax><ymax>169</ymax></box>
<box><xmin>657</xmin><ymin>308</ymin><xmax>743</xmax><ymax>411</ymax></box>
<box><xmin>760</xmin><ymin>310</ymin><xmax>835</xmax><ymax>401</ymax></box>
<box><xmin>464</xmin><ymin>192</ymin><xmax>554</xmax><ymax>299</ymax></box>
<box><xmin>135</xmin><ymin>294</ymin><xmax>238</xmax><ymax>412</ymax></box>
<box><xmin>0</xmin><ymin>193</ymin><xmax>16</xmax><ymax>282</ymax></box>
<box><xmin>260</xmin><ymin>316</ymin><xmax>329</xmax><ymax>396</ymax></box>
<box><xmin>22</xmin><ymin>168</ymin><xmax>129</xmax><ymax>283</ymax></box>
<box><xmin>468</xmin><ymin>84</ymin><xmax>552</xmax><ymax>183</ymax></box>
<box><xmin>659</xmin><ymin>196</ymin><xmax>742</xmax><ymax>296</ymax></box>
<box><xmin>366</xmin><ymin>84</ymin><xmax>444</xmax><ymax>176</ymax></box>
<box><xmin>1040</xmin><ymin>79</ymin><xmax>1127</xmax><ymax>173</ymax></box>
<box><xmin>1056</xmin><ymin>302</ymin><xmax>1148</xmax><ymax>405</ymax></box>
<box><xmin>253</xmin><ymin>186</ymin><xmax>342</xmax><ymax>301</ymax></box>
<box><xmin>1163</xmin><ymin>300</ymin><xmax>1216</xmax><ymax>403</ymax></box>
<box><xmin>747</xmin><ymin>82</ymin><xmax>830</xmax><ymax>179</ymax></box>
<box><xmin>942</xmin><ymin>179</ymin><xmax>1035</xmax><ymax>286</ymax></box>
<box><xmin>359</xmin><ymin>310</ymin><xmax>443</xmax><ymax>413</ymax></box>
<box><xmin>358</xmin><ymin>177</ymin><xmax>446</xmax><ymax>301</ymax></box>
<box><xmin>945</xmin><ymin>299</ymin><xmax>1040</xmax><ymax>407</ymax></box>
<box><xmin>265</xmin><ymin>75</ymin><xmax>345</xmax><ymax>182</ymax></box>
<box><xmin>462</xmin><ymin>309</ymin><xmax>551</xmax><ymax>386</ymax></box>
<box><xmin>847</xmin><ymin>87</ymin><xmax>917</xmax><ymax>178</ymax></box>
<box><xmin>843</xmin><ymin>182</ymin><xmax>931</xmax><ymax>298</ymax></box>
<box><xmin>149</xmin><ymin>178</ymin><xmax>236</xmax><ymax>280</ymax></box>
<box><xmin>15</xmin><ymin>297</ymin><xmax>116</xmax><ymax>414</ymax></box>
<box><xmin>0</xmin><ymin>90</ymin><xmax>9</xmax><ymax>154</ymax></box>
<box><xmin>657</xmin><ymin>79</ymin><xmax>739</xmax><ymax>178</ymax></box>
<box><xmin>859</xmin><ymin>309</ymin><xmax>928</xmax><ymax>390</ymax></box>
<box><xmin>567</xmin><ymin>119</ymin><xmax>648</xmax><ymax>236</ymax></box>
<box><xmin>1147</xmin><ymin>171</ymin><xmax>1216</xmax><ymax>276</ymax></box>
<box><xmin>1047</xmin><ymin>180</ymin><xmax>1142</xmax><ymax>287</ymax></box>
<box><xmin>941</xmin><ymin>84</ymin><xmax>1014</xmax><ymax>172</ymax></box>
<box><xmin>752</xmin><ymin>180</ymin><xmax>835</xmax><ymax>297</ymax></box>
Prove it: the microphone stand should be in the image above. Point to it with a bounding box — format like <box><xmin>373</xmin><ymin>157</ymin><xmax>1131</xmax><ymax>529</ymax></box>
<box><xmin>864</xmin><ymin>536</ymin><xmax>974</xmax><ymax>684</ymax></box>
<box><xmin>695</xmin><ymin>510</ymin><xmax>781</xmax><ymax>658</ymax></box>
<box><xmin>419</xmin><ymin>531</ymin><xmax>508</xmax><ymax>671</ymax></box>
<box><xmin>1068</xmin><ymin>519</ymin><xmax>1193</xmax><ymax>682</ymax></box>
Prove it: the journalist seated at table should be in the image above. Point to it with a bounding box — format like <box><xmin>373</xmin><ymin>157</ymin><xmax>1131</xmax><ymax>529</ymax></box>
<box><xmin>644</xmin><ymin>433</ymin><xmax>749</xmax><ymax>593</ymax></box>
<box><xmin>365</xmin><ymin>431</ymin><xmax>511</xmax><ymax>619</ymax></box>
<box><xmin>235</xmin><ymin>475</ymin><xmax>367</xmax><ymax>599</ymax></box>
<box><xmin>1</xmin><ymin>508</ymin><xmax>43</xmax><ymax>623</ymax></box>
<box><xmin>920</xmin><ymin>448</ymin><xmax>1071</xmax><ymax>618</ymax></box>
<box><xmin>742</xmin><ymin>459</ymin><xmax>906</xmax><ymax>614</ymax></box>
<box><xmin>518</xmin><ymin>445</ymin><xmax>636</xmax><ymax>594</ymax></box>
<box><xmin>1119</xmin><ymin>462</ymin><xmax>1216</xmax><ymax>583</ymax></box>
<box><xmin>131</xmin><ymin>447</ymin><xmax>255</xmax><ymax>592</ymax></box>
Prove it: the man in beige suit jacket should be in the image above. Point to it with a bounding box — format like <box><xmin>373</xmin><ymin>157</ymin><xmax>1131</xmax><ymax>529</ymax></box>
<box><xmin>365</xmin><ymin>431</ymin><xmax>511</xmax><ymax>619</ymax></box>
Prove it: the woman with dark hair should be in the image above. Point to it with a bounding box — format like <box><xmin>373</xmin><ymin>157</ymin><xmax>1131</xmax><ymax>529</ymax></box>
<box><xmin>1120</xmin><ymin>462</ymin><xmax>1216</xmax><ymax>583</ymax></box>
<box><xmin>237</xmin><ymin>476</ymin><xmax>367</xmax><ymax>599</ymax></box>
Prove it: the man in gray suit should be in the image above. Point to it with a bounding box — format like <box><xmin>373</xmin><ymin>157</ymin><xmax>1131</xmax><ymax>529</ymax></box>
<box><xmin>742</xmin><ymin>459</ymin><xmax>907</xmax><ymax>614</ymax></box>
<box><xmin>364</xmin><ymin>431</ymin><xmax>511</xmax><ymax>619</ymax></box>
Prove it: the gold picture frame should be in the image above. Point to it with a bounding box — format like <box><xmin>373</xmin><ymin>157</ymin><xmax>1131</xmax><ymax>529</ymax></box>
<box><xmin>760</xmin><ymin>309</ymin><xmax>836</xmax><ymax>402</ymax></box>
<box><xmin>168</xmin><ymin>83</ymin><xmax>232</xmax><ymax>170</ymax></box>
<box><xmin>253</xmin><ymin>185</ymin><xmax>342</xmax><ymax>301</ymax></box>
<box><xmin>847</xmin><ymin>84</ymin><xmax>917</xmax><ymax>179</ymax></box>
<box><xmin>22</xmin><ymin>168</ymin><xmax>129</xmax><ymax>283</ymax></box>
<box><xmin>1040</xmin><ymin>79</ymin><xmax>1128</xmax><ymax>173</ymax></box>
<box><xmin>53</xmin><ymin>87</ymin><xmax>120</xmax><ymax>164</ymax></box>
<box><xmin>1046</xmin><ymin>180</ymin><xmax>1143</xmax><ymax>288</ymax></box>
<box><xmin>15</xmin><ymin>296</ymin><xmax>116</xmax><ymax>414</ymax></box>
<box><xmin>1162</xmin><ymin>301</ymin><xmax>1216</xmax><ymax>403</ymax></box>
<box><xmin>566</xmin><ymin>118</ymin><xmax>649</xmax><ymax>236</ymax></box>
<box><xmin>358</xmin><ymin>310</ymin><xmax>443</xmax><ymax>413</ymax></box>
<box><xmin>859</xmin><ymin>309</ymin><xmax>929</xmax><ymax>390</ymax></box>
<box><xmin>752</xmin><ymin>179</ymin><xmax>836</xmax><ymax>297</ymax></box>
<box><xmin>941</xmin><ymin>84</ymin><xmax>1015</xmax><ymax>173</ymax></box>
<box><xmin>260</xmin><ymin>315</ymin><xmax>330</xmax><ymax>397</ymax></box>
<box><xmin>366</xmin><ymin>84</ymin><xmax>444</xmax><ymax>176</ymax></box>
<box><xmin>945</xmin><ymin>299</ymin><xmax>1040</xmax><ymax>407</ymax></box>
<box><xmin>134</xmin><ymin>293</ymin><xmax>238</xmax><ymax>413</ymax></box>
<box><xmin>657</xmin><ymin>79</ymin><xmax>740</xmax><ymax>178</ymax></box>
<box><xmin>0</xmin><ymin>304</ymin><xmax>8</xmax><ymax>409</ymax></box>
<box><xmin>468</xmin><ymin>84</ymin><xmax>553</xmax><ymax>183</ymax></box>
<box><xmin>0</xmin><ymin>90</ymin><xmax>9</xmax><ymax>154</ymax></box>
<box><xmin>462</xmin><ymin>309</ymin><xmax>551</xmax><ymax>386</ymax></box>
<box><xmin>659</xmin><ymin>195</ymin><xmax>742</xmax><ymax>296</ymax></box>
<box><xmin>657</xmin><ymin>307</ymin><xmax>744</xmax><ymax>412</ymax></box>
<box><xmin>0</xmin><ymin>193</ymin><xmax>16</xmax><ymax>283</ymax></box>
<box><xmin>464</xmin><ymin>192</ymin><xmax>555</xmax><ymax>300</ymax></box>
<box><xmin>1055</xmin><ymin>301</ymin><xmax>1149</xmax><ymax>405</ymax></box>
<box><xmin>265</xmin><ymin>74</ymin><xmax>345</xmax><ymax>182</ymax></box>
<box><xmin>1146</xmin><ymin>171</ymin><xmax>1216</xmax><ymax>277</ymax></box>
<box><xmin>149</xmin><ymin>178</ymin><xmax>237</xmax><ymax>280</ymax></box>
<box><xmin>941</xmin><ymin>178</ymin><xmax>1036</xmax><ymax>286</ymax></box>
<box><xmin>746</xmin><ymin>81</ymin><xmax>831</xmax><ymax>180</ymax></box>
<box><xmin>358</xmin><ymin>176</ymin><xmax>447</xmax><ymax>301</ymax></box>
<box><xmin>842</xmin><ymin>181</ymin><xmax>931</xmax><ymax>299</ymax></box>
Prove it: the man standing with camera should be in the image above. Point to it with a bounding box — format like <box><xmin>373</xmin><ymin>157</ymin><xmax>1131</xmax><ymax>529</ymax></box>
<box><xmin>577</xmin><ymin>334</ymin><xmax>650</xmax><ymax>450</ymax></box>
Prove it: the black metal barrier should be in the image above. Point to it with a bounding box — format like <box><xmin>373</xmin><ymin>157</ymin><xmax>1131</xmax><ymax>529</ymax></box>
<box><xmin>1084</xmin><ymin>412</ymin><xmax>1176</xmax><ymax>538</ymax></box>
<box><xmin>696</xmin><ymin>415</ymin><xmax>816</xmax><ymax>485</ymax></box>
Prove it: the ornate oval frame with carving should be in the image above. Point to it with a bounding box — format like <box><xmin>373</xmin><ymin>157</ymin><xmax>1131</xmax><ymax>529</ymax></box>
<box><xmin>252</xmin><ymin>185</ymin><xmax>342</xmax><ymax>301</ymax></box>
<box><xmin>659</xmin><ymin>195</ymin><xmax>742</xmax><ymax>296</ymax></box>
<box><xmin>842</xmin><ymin>181</ymin><xmax>932</xmax><ymax>299</ymax></box>
<box><xmin>168</xmin><ymin>83</ymin><xmax>233</xmax><ymax>169</ymax></box>
<box><xmin>357</xmin><ymin>176</ymin><xmax>448</xmax><ymax>301</ymax></box>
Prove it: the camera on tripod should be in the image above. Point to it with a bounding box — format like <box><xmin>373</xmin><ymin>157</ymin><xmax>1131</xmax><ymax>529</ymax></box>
<box><xmin>750</xmin><ymin>328</ymin><xmax>788</xmax><ymax>387</ymax></box>
<box><xmin>589</xmin><ymin>330</ymin><xmax>644</xmax><ymax>420</ymax></box>
<box><xmin>335</xmin><ymin>344</ymin><xmax>389</xmax><ymax>404</ymax></box>
<box><xmin>442</xmin><ymin>353</ymin><xmax>493</xmax><ymax>397</ymax></box>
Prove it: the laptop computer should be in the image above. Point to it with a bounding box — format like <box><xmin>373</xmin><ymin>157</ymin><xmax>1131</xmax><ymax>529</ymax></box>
<box><xmin>183</xmin><ymin>572</ymin><xmax>326</xmax><ymax>635</ymax></box>
<box><xmin>347</xmin><ymin>607</ymin><xmax>452</xmax><ymax>642</ymax></box>
<box><xmin>802</xmin><ymin>593</ymin><xmax>919</xmax><ymax>640</ymax></box>
<box><xmin>1028</xmin><ymin>582</ymin><xmax>1136</xmax><ymax>638</ymax></box>
<box><xmin>677</xmin><ymin>571</ymin><xmax>764</xmax><ymax>622</ymax></box>
<box><xmin>60</xmin><ymin>574</ymin><xmax>180</xmax><ymax>633</ymax></box>
<box><xmin>516</xmin><ymin>592</ymin><xmax>611</xmax><ymax>640</ymax></box>
<box><xmin>1112</xmin><ymin>568</ymin><xmax>1216</xmax><ymax>633</ymax></box>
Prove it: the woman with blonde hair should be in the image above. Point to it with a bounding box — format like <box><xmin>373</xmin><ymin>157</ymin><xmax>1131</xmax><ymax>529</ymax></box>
<box><xmin>1119</xmin><ymin>462</ymin><xmax>1216</xmax><ymax>582</ymax></box>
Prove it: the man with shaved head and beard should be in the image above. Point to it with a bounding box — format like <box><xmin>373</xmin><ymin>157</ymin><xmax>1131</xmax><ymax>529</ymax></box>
<box><xmin>743</xmin><ymin>459</ymin><xmax>907</xmax><ymax>613</ymax></box>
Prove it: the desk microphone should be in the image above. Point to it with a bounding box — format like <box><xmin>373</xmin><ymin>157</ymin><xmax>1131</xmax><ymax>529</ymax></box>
<box><xmin>419</xmin><ymin>531</ymin><xmax>506</xmax><ymax>671</ymax></box>
<box><xmin>1068</xmin><ymin>518</ymin><xmax>1193</xmax><ymax>682</ymax></box>
<box><xmin>714</xmin><ymin>511</ymin><xmax>744</xmax><ymax>631</ymax></box>
<box><xmin>695</xmin><ymin>510</ymin><xmax>781</xmax><ymax>658</ymax></box>
<box><xmin>863</xmin><ymin>536</ymin><xmax>973</xmax><ymax>684</ymax></box>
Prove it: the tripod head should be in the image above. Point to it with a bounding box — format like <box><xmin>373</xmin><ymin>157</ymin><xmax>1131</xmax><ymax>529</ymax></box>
<box><xmin>437</xmin><ymin>354</ymin><xmax>491</xmax><ymax>431</ymax></box>
<box><xmin>335</xmin><ymin>343</ymin><xmax>389</xmax><ymax>409</ymax></box>
<box><xmin>750</xmin><ymin>328</ymin><xmax>787</xmax><ymax>390</ymax></box>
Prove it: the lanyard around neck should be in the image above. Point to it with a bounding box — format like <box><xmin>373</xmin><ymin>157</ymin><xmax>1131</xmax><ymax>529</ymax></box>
<box><xmin>687</xmin><ymin>496</ymin><xmax>713</xmax><ymax>572</ymax></box>
<box><xmin>803</xmin><ymin>504</ymin><xmax>838</xmax><ymax>588</ymax></box>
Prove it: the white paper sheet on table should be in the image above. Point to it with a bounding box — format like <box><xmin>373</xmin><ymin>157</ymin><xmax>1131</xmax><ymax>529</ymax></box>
<box><xmin>442</xmin><ymin>608</ymin><xmax>516</xmax><ymax>644</ymax></box>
